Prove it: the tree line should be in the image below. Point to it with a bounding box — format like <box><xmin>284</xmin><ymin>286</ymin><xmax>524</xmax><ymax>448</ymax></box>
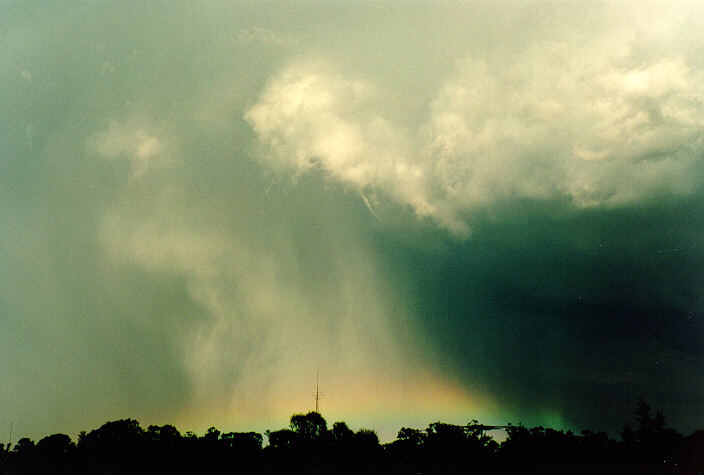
<box><xmin>0</xmin><ymin>399</ymin><xmax>701</xmax><ymax>474</ymax></box>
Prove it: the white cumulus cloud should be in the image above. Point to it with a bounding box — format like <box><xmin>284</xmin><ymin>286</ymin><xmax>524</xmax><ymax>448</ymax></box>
<box><xmin>245</xmin><ymin>62</ymin><xmax>443</xmax><ymax>229</ymax></box>
<box><xmin>246</xmin><ymin>18</ymin><xmax>704</xmax><ymax>234</ymax></box>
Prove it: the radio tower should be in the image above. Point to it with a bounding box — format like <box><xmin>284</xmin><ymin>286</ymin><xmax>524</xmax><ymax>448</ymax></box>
<box><xmin>314</xmin><ymin>372</ymin><xmax>322</xmax><ymax>413</ymax></box>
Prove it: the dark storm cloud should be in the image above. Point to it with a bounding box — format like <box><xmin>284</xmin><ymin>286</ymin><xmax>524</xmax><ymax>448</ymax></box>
<box><xmin>1</xmin><ymin>0</ymin><xmax>702</xmax><ymax>443</ymax></box>
<box><xmin>371</xmin><ymin>196</ymin><xmax>704</xmax><ymax>433</ymax></box>
<box><xmin>242</xmin><ymin>0</ymin><xmax>704</xmax><ymax>434</ymax></box>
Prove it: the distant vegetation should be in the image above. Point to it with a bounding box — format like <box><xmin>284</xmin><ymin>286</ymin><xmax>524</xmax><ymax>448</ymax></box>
<box><xmin>1</xmin><ymin>399</ymin><xmax>701</xmax><ymax>474</ymax></box>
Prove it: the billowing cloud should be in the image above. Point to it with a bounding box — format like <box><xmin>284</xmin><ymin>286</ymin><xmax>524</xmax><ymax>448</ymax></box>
<box><xmin>245</xmin><ymin>61</ymin><xmax>439</xmax><ymax>227</ymax></box>
<box><xmin>246</xmin><ymin>22</ymin><xmax>704</xmax><ymax>234</ymax></box>
<box><xmin>428</xmin><ymin>48</ymin><xmax>704</xmax><ymax>212</ymax></box>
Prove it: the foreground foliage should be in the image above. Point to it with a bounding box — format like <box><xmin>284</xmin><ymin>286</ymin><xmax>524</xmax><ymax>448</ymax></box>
<box><xmin>0</xmin><ymin>399</ymin><xmax>701</xmax><ymax>474</ymax></box>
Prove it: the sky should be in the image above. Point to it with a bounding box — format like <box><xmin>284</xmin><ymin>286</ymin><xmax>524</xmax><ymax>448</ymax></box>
<box><xmin>1</xmin><ymin>1</ymin><xmax>703</xmax><ymax>443</ymax></box>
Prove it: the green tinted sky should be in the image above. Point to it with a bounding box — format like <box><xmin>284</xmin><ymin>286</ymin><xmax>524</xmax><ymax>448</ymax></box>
<box><xmin>1</xmin><ymin>1</ymin><xmax>702</xmax><ymax>442</ymax></box>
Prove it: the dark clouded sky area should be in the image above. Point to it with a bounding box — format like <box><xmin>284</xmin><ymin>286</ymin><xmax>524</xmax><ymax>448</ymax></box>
<box><xmin>1</xmin><ymin>1</ymin><xmax>702</xmax><ymax>442</ymax></box>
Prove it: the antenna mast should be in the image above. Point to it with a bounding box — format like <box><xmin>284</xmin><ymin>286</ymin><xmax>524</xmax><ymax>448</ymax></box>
<box><xmin>314</xmin><ymin>372</ymin><xmax>322</xmax><ymax>413</ymax></box>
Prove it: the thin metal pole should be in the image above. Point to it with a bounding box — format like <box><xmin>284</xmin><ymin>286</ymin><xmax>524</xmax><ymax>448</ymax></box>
<box><xmin>315</xmin><ymin>372</ymin><xmax>320</xmax><ymax>413</ymax></box>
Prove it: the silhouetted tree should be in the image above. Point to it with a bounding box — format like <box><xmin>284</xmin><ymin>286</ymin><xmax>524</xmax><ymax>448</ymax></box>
<box><xmin>386</xmin><ymin>427</ymin><xmax>426</xmax><ymax>473</ymax></box>
<box><xmin>144</xmin><ymin>424</ymin><xmax>185</xmax><ymax>473</ymax></box>
<box><xmin>396</xmin><ymin>427</ymin><xmax>425</xmax><ymax>447</ymax></box>
<box><xmin>290</xmin><ymin>412</ymin><xmax>328</xmax><ymax>440</ymax></box>
<box><xmin>0</xmin><ymin>443</ymin><xmax>8</xmax><ymax>475</ymax></box>
<box><xmin>331</xmin><ymin>422</ymin><xmax>354</xmax><ymax>446</ymax></box>
<box><xmin>35</xmin><ymin>434</ymin><xmax>74</xmax><ymax>474</ymax></box>
<box><xmin>264</xmin><ymin>428</ymin><xmax>301</xmax><ymax>472</ymax></box>
<box><xmin>76</xmin><ymin>418</ymin><xmax>146</xmax><ymax>473</ymax></box>
<box><xmin>10</xmin><ymin>438</ymin><xmax>36</xmax><ymax>475</ymax></box>
<box><xmin>577</xmin><ymin>429</ymin><xmax>617</xmax><ymax>469</ymax></box>
<box><xmin>221</xmin><ymin>431</ymin><xmax>263</xmax><ymax>452</ymax></box>
<box><xmin>266</xmin><ymin>428</ymin><xmax>299</xmax><ymax>451</ymax></box>
<box><xmin>620</xmin><ymin>398</ymin><xmax>684</xmax><ymax>472</ymax></box>
<box><xmin>499</xmin><ymin>424</ymin><xmax>582</xmax><ymax>471</ymax></box>
<box><xmin>350</xmin><ymin>429</ymin><xmax>381</xmax><ymax>472</ymax></box>
<box><xmin>683</xmin><ymin>429</ymin><xmax>704</xmax><ymax>470</ymax></box>
<box><xmin>221</xmin><ymin>432</ymin><xmax>263</xmax><ymax>473</ymax></box>
<box><xmin>328</xmin><ymin>422</ymin><xmax>355</xmax><ymax>471</ymax></box>
<box><xmin>0</xmin><ymin>402</ymin><xmax>699</xmax><ymax>474</ymax></box>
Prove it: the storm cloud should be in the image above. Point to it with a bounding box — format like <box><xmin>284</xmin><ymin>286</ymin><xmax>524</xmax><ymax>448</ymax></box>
<box><xmin>1</xmin><ymin>1</ymin><xmax>702</xmax><ymax>442</ymax></box>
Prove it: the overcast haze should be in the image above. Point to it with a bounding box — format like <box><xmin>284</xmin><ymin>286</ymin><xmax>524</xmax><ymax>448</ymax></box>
<box><xmin>1</xmin><ymin>1</ymin><xmax>703</xmax><ymax>442</ymax></box>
